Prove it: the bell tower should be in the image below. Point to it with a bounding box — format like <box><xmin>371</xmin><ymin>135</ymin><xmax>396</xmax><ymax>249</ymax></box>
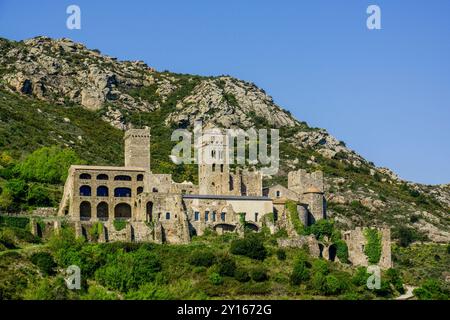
<box><xmin>198</xmin><ymin>129</ymin><xmax>230</xmax><ymax>195</ymax></box>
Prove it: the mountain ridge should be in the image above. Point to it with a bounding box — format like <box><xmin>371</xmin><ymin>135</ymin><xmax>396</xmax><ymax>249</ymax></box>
<box><xmin>0</xmin><ymin>36</ymin><xmax>449</xmax><ymax>243</ymax></box>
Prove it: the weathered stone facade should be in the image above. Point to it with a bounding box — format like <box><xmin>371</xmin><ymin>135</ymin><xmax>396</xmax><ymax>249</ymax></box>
<box><xmin>57</xmin><ymin>126</ymin><xmax>391</xmax><ymax>269</ymax></box>
<box><xmin>58</xmin><ymin>127</ymin><xmax>273</xmax><ymax>244</ymax></box>
<box><xmin>343</xmin><ymin>227</ymin><xmax>392</xmax><ymax>269</ymax></box>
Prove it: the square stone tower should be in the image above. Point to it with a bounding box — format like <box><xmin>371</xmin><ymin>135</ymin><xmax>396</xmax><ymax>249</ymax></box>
<box><xmin>124</xmin><ymin>127</ymin><xmax>151</xmax><ymax>170</ymax></box>
<box><xmin>198</xmin><ymin>128</ymin><xmax>231</xmax><ymax>195</ymax></box>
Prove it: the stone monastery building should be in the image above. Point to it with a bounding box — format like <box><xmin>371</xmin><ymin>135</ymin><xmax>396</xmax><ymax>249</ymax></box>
<box><xmin>58</xmin><ymin>127</ymin><xmax>391</xmax><ymax>268</ymax></box>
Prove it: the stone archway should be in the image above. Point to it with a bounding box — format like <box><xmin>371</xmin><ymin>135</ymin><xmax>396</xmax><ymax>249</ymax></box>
<box><xmin>114</xmin><ymin>203</ymin><xmax>131</xmax><ymax>219</ymax></box>
<box><xmin>318</xmin><ymin>243</ymin><xmax>324</xmax><ymax>258</ymax></box>
<box><xmin>328</xmin><ymin>244</ymin><xmax>337</xmax><ymax>262</ymax></box>
<box><xmin>244</xmin><ymin>222</ymin><xmax>259</xmax><ymax>232</ymax></box>
<box><xmin>213</xmin><ymin>223</ymin><xmax>236</xmax><ymax>235</ymax></box>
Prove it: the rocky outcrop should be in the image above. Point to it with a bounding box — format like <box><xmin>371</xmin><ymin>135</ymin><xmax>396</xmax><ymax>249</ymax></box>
<box><xmin>167</xmin><ymin>77</ymin><xmax>297</xmax><ymax>128</ymax></box>
<box><xmin>0</xmin><ymin>37</ymin><xmax>166</xmax><ymax>118</ymax></box>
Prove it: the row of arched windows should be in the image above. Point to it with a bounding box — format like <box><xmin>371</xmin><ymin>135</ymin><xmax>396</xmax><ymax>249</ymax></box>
<box><xmin>79</xmin><ymin>201</ymin><xmax>170</xmax><ymax>221</ymax></box>
<box><xmin>79</xmin><ymin>186</ymin><xmax>145</xmax><ymax>197</ymax></box>
<box><xmin>79</xmin><ymin>201</ymin><xmax>132</xmax><ymax>220</ymax></box>
<box><xmin>79</xmin><ymin>173</ymin><xmax>144</xmax><ymax>181</ymax></box>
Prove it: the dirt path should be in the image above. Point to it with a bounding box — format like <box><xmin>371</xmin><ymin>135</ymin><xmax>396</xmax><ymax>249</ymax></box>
<box><xmin>396</xmin><ymin>285</ymin><xmax>417</xmax><ymax>300</ymax></box>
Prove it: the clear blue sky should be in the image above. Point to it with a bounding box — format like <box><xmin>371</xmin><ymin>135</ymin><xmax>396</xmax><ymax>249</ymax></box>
<box><xmin>0</xmin><ymin>0</ymin><xmax>449</xmax><ymax>184</ymax></box>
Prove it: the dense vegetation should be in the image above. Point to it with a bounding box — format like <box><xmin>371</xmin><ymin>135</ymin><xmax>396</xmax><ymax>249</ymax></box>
<box><xmin>5</xmin><ymin>219</ymin><xmax>443</xmax><ymax>300</ymax></box>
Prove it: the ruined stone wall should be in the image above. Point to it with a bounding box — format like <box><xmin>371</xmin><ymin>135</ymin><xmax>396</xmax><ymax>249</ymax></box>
<box><xmin>184</xmin><ymin>198</ymin><xmax>236</xmax><ymax>236</ymax></box>
<box><xmin>240</xmin><ymin>171</ymin><xmax>263</xmax><ymax>196</ymax></box>
<box><xmin>288</xmin><ymin>169</ymin><xmax>324</xmax><ymax>195</ymax></box>
<box><xmin>343</xmin><ymin>227</ymin><xmax>392</xmax><ymax>269</ymax></box>
<box><xmin>303</xmin><ymin>193</ymin><xmax>326</xmax><ymax>223</ymax></box>
<box><xmin>264</xmin><ymin>184</ymin><xmax>299</xmax><ymax>201</ymax></box>
<box><xmin>170</xmin><ymin>182</ymin><xmax>198</xmax><ymax>195</ymax></box>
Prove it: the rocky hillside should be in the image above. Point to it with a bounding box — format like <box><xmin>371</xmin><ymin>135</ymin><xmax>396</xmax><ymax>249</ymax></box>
<box><xmin>0</xmin><ymin>36</ymin><xmax>449</xmax><ymax>243</ymax></box>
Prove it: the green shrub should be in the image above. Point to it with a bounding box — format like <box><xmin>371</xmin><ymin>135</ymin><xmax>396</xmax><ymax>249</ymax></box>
<box><xmin>88</xmin><ymin>222</ymin><xmax>103</xmax><ymax>241</ymax></box>
<box><xmin>276</xmin><ymin>248</ymin><xmax>286</xmax><ymax>261</ymax></box>
<box><xmin>374</xmin><ymin>279</ymin><xmax>394</xmax><ymax>297</ymax></box>
<box><xmin>0</xmin><ymin>230</ymin><xmax>16</xmax><ymax>249</ymax></box>
<box><xmin>308</xmin><ymin>219</ymin><xmax>334</xmax><ymax>241</ymax></box>
<box><xmin>81</xmin><ymin>284</ymin><xmax>119</xmax><ymax>300</ymax></box>
<box><xmin>16</xmin><ymin>146</ymin><xmax>83</xmax><ymax>184</ymax></box>
<box><xmin>394</xmin><ymin>226</ymin><xmax>421</xmax><ymax>247</ymax></box>
<box><xmin>95</xmin><ymin>248</ymin><xmax>161</xmax><ymax>292</ymax></box>
<box><xmin>273</xmin><ymin>228</ymin><xmax>288</xmax><ymax>238</ymax></box>
<box><xmin>290</xmin><ymin>258</ymin><xmax>310</xmax><ymax>285</ymax></box>
<box><xmin>286</xmin><ymin>200</ymin><xmax>304</xmax><ymax>236</ymax></box>
<box><xmin>230</xmin><ymin>234</ymin><xmax>267</xmax><ymax>260</ymax></box>
<box><xmin>0</xmin><ymin>216</ymin><xmax>30</xmax><ymax>229</ymax></box>
<box><xmin>311</xmin><ymin>272</ymin><xmax>326</xmax><ymax>293</ymax></box>
<box><xmin>188</xmin><ymin>250</ymin><xmax>216</xmax><ymax>267</ymax></box>
<box><xmin>335</xmin><ymin>240</ymin><xmax>349</xmax><ymax>263</ymax></box>
<box><xmin>385</xmin><ymin>268</ymin><xmax>404</xmax><ymax>294</ymax></box>
<box><xmin>413</xmin><ymin>279</ymin><xmax>449</xmax><ymax>300</ymax></box>
<box><xmin>30</xmin><ymin>252</ymin><xmax>56</xmax><ymax>275</ymax></box>
<box><xmin>209</xmin><ymin>272</ymin><xmax>224</xmax><ymax>286</ymax></box>
<box><xmin>251</xmin><ymin>266</ymin><xmax>268</xmax><ymax>282</ymax></box>
<box><xmin>311</xmin><ymin>259</ymin><xmax>329</xmax><ymax>275</ymax></box>
<box><xmin>237</xmin><ymin>281</ymin><xmax>271</xmax><ymax>295</ymax></box>
<box><xmin>324</xmin><ymin>275</ymin><xmax>341</xmax><ymax>295</ymax></box>
<box><xmin>113</xmin><ymin>219</ymin><xmax>127</xmax><ymax>231</ymax></box>
<box><xmin>364</xmin><ymin>228</ymin><xmax>382</xmax><ymax>264</ymax></box>
<box><xmin>23</xmin><ymin>276</ymin><xmax>76</xmax><ymax>300</ymax></box>
<box><xmin>352</xmin><ymin>267</ymin><xmax>369</xmax><ymax>287</ymax></box>
<box><xmin>234</xmin><ymin>268</ymin><xmax>250</xmax><ymax>282</ymax></box>
<box><xmin>216</xmin><ymin>254</ymin><xmax>236</xmax><ymax>277</ymax></box>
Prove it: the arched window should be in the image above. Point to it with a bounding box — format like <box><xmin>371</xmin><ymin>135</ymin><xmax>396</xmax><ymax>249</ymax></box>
<box><xmin>220</xmin><ymin>164</ymin><xmax>224</xmax><ymax>173</ymax></box>
<box><xmin>152</xmin><ymin>188</ymin><xmax>158</xmax><ymax>193</ymax></box>
<box><xmin>254</xmin><ymin>212</ymin><xmax>259</xmax><ymax>222</ymax></box>
<box><xmin>114</xmin><ymin>203</ymin><xmax>131</xmax><ymax>219</ymax></box>
<box><xmin>212</xmin><ymin>211</ymin><xmax>216</xmax><ymax>221</ymax></box>
<box><xmin>166</xmin><ymin>212</ymin><xmax>170</xmax><ymax>220</ymax></box>
<box><xmin>276</xmin><ymin>190</ymin><xmax>281</xmax><ymax>198</ymax></box>
<box><xmin>114</xmin><ymin>175</ymin><xmax>132</xmax><ymax>181</ymax></box>
<box><xmin>212</xmin><ymin>164</ymin><xmax>216</xmax><ymax>172</ymax></box>
<box><xmin>137</xmin><ymin>174</ymin><xmax>144</xmax><ymax>181</ymax></box>
<box><xmin>205</xmin><ymin>211</ymin><xmax>209</xmax><ymax>222</ymax></box>
<box><xmin>221</xmin><ymin>212</ymin><xmax>226</xmax><ymax>222</ymax></box>
<box><xmin>97</xmin><ymin>202</ymin><xmax>108</xmax><ymax>220</ymax></box>
<box><xmin>194</xmin><ymin>211</ymin><xmax>199</xmax><ymax>221</ymax></box>
<box><xmin>114</xmin><ymin>187</ymin><xmax>132</xmax><ymax>197</ymax></box>
<box><xmin>79</xmin><ymin>173</ymin><xmax>91</xmax><ymax>180</ymax></box>
<box><xmin>97</xmin><ymin>174</ymin><xmax>109</xmax><ymax>180</ymax></box>
<box><xmin>79</xmin><ymin>185</ymin><xmax>91</xmax><ymax>196</ymax></box>
<box><xmin>97</xmin><ymin>186</ymin><xmax>109</xmax><ymax>197</ymax></box>
<box><xmin>80</xmin><ymin>201</ymin><xmax>91</xmax><ymax>220</ymax></box>
<box><xmin>137</xmin><ymin>186</ymin><xmax>144</xmax><ymax>195</ymax></box>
